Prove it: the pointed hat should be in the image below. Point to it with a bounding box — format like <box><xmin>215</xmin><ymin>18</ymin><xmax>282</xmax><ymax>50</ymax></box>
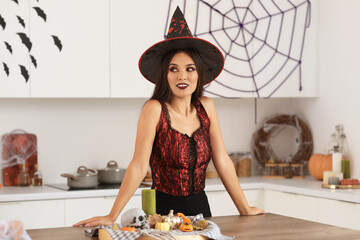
<box><xmin>139</xmin><ymin>7</ymin><xmax>224</xmax><ymax>85</ymax></box>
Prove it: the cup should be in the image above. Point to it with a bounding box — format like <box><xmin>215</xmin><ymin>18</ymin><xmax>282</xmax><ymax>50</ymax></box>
<box><xmin>142</xmin><ymin>189</ymin><xmax>156</xmax><ymax>216</ymax></box>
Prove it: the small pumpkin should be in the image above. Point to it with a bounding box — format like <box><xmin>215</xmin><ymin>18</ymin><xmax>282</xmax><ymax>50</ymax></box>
<box><xmin>120</xmin><ymin>226</ymin><xmax>137</xmax><ymax>232</ymax></box>
<box><xmin>155</xmin><ymin>222</ymin><xmax>170</xmax><ymax>231</ymax></box>
<box><xmin>180</xmin><ymin>222</ymin><xmax>193</xmax><ymax>232</ymax></box>
<box><xmin>308</xmin><ymin>154</ymin><xmax>332</xmax><ymax>180</ymax></box>
<box><xmin>177</xmin><ymin>213</ymin><xmax>193</xmax><ymax>232</ymax></box>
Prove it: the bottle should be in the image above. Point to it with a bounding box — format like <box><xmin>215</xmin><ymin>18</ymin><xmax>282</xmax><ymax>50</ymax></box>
<box><xmin>336</xmin><ymin>125</ymin><xmax>351</xmax><ymax>179</ymax></box>
<box><xmin>32</xmin><ymin>164</ymin><xmax>43</xmax><ymax>186</ymax></box>
<box><xmin>332</xmin><ymin>146</ymin><xmax>342</xmax><ymax>173</ymax></box>
<box><xmin>18</xmin><ymin>163</ymin><xmax>30</xmax><ymax>186</ymax></box>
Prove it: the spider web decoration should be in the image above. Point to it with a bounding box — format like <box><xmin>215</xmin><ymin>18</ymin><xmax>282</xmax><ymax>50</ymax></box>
<box><xmin>165</xmin><ymin>0</ymin><xmax>311</xmax><ymax>98</ymax></box>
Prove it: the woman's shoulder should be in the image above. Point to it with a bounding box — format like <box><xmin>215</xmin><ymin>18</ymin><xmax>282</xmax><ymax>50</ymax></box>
<box><xmin>198</xmin><ymin>96</ymin><xmax>216</xmax><ymax>114</ymax></box>
<box><xmin>142</xmin><ymin>99</ymin><xmax>162</xmax><ymax>119</ymax></box>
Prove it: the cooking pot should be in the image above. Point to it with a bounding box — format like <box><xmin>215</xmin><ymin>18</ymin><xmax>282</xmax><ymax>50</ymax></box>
<box><xmin>98</xmin><ymin>160</ymin><xmax>125</xmax><ymax>184</ymax></box>
<box><xmin>61</xmin><ymin>166</ymin><xmax>98</xmax><ymax>189</ymax></box>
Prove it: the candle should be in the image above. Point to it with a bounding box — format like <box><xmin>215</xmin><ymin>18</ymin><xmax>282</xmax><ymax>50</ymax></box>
<box><xmin>142</xmin><ymin>189</ymin><xmax>156</xmax><ymax>216</ymax></box>
<box><xmin>332</xmin><ymin>152</ymin><xmax>342</xmax><ymax>172</ymax></box>
<box><xmin>328</xmin><ymin>177</ymin><xmax>340</xmax><ymax>185</ymax></box>
<box><xmin>323</xmin><ymin>171</ymin><xmax>335</xmax><ymax>185</ymax></box>
<box><xmin>341</xmin><ymin>159</ymin><xmax>350</xmax><ymax>179</ymax></box>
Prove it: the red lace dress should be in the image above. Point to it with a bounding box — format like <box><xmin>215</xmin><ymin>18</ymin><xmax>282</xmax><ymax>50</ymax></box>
<box><xmin>150</xmin><ymin>100</ymin><xmax>211</xmax><ymax>196</ymax></box>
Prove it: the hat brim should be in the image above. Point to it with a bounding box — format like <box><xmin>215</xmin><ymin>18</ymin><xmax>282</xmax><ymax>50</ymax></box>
<box><xmin>139</xmin><ymin>37</ymin><xmax>224</xmax><ymax>85</ymax></box>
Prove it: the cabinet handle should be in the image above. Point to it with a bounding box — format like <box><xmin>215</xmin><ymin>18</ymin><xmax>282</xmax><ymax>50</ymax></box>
<box><xmin>103</xmin><ymin>196</ymin><xmax>116</xmax><ymax>200</ymax></box>
<box><xmin>0</xmin><ymin>202</ymin><xmax>21</xmax><ymax>205</ymax></box>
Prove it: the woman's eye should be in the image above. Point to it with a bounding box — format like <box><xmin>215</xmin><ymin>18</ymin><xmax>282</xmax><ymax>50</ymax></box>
<box><xmin>169</xmin><ymin>67</ymin><xmax>178</xmax><ymax>72</ymax></box>
<box><xmin>187</xmin><ymin>67</ymin><xmax>196</xmax><ymax>72</ymax></box>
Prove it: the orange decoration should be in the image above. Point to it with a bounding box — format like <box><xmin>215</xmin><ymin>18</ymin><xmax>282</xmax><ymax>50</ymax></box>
<box><xmin>120</xmin><ymin>227</ymin><xmax>136</xmax><ymax>232</ymax></box>
<box><xmin>177</xmin><ymin>213</ymin><xmax>193</xmax><ymax>232</ymax></box>
<box><xmin>308</xmin><ymin>154</ymin><xmax>332</xmax><ymax>180</ymax></box>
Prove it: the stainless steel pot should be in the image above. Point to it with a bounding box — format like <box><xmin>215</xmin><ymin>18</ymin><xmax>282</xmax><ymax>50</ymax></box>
<box><xmin>98</xmin><ymin>160</ymin><xmax>125</xmax><ymax>184</ymax></box>
<box><xmin>61</xmin><ymin>166</ymin><xmax>98</xmax><ymax>188</ymax></box>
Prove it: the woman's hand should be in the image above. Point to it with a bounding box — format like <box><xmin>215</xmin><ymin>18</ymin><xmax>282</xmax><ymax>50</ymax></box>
<box><xmin>73</xmin><ymin>215</ymin><xmax>114</xmax><ymax>228</ymax></box>
<box><xmin>241</xmin><ymin>206</ymin><xmax>265</xmax><ymax>216</ymax></box>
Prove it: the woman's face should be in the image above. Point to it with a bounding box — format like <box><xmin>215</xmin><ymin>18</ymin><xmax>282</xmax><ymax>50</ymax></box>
<box><xmin>167</xmin><ymin>52</ymin><xmax>198</xmax><ymax>98</ymax></box>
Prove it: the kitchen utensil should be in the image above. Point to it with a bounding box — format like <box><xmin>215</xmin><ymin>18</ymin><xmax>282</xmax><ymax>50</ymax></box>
<box><xmin>2</xmin><ymin>130</ymin><xmax>38</xmax><ymax>186</ymax></box>
<box><xmin>61</xmin><ymin>166</ymin><xmax>98</xmax><ymax>189</ymax></box>
<box><xmin>97</xmin><ymin>160</ymin><xmax>125</xmax><ymax>184</ymax></box>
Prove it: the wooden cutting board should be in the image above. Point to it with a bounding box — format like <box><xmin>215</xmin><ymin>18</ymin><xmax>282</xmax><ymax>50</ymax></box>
<box><xmin>2</xmin><ymin>132</ymin><xmax>38</xmax><ymax>186</ymax></box>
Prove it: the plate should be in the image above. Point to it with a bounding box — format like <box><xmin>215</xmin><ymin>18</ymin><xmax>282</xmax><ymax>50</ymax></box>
<box><xmin>322</xmin><ymin>183</ymin><xmax>360</xmax><ymax>189</ymax></box>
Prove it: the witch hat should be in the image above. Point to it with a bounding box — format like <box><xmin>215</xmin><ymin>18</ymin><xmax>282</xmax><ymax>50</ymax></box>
<box><xmin>139</xmin><ymin>7</ymin><xmax>224</xmax><ymax>85</ymax></box>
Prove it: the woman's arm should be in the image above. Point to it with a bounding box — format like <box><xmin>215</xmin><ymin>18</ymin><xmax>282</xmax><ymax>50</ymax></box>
<box><xmin>200</xmin><ymin>97</ymin><xmax>264</xmax><ymax>216</ymax></box>
<box><xmin>73</xmin><ymin>100</ymin><xmax>162</xmax><ymax>227</ymax></box>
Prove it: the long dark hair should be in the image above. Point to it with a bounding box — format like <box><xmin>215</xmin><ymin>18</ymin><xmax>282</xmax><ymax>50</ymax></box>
<box><xmin>150</xmin><ymin>49</ymin><xmax>205</xmax><ymax>103</ymax></box>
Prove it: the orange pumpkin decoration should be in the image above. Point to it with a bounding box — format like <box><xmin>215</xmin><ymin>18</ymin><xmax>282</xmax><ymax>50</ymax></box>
<box><xmin>177</xmin><ymin>213</ymin><xmax>193</xmax><ymax>232</ymax></box>
<box><xmin>120</xmin><ymin>227</ymin><xmax>137</xmax><ymax>232</ymax></box>
<box><xmin>308</xmin><ymin>154</ymin><xmax>332</xmax><ymax>180</ymax></box>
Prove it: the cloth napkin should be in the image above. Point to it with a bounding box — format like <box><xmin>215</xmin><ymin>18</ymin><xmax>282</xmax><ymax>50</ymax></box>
<box><xmin>85</xmin><ymin>214</ymin><xmax>234</xmax><ymax>240</ymax></box>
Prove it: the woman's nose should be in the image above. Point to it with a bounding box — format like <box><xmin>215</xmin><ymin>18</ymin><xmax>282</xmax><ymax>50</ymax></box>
<box><xmin>178</xmin><ymin>70</ymin><xmax>187</xmax><ymax>80</ymax></box>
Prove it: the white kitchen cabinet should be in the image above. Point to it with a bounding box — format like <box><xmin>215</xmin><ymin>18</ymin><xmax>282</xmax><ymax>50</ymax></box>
<box><xmin>318</xmin><ymin>198</ymin><xmax>360</xmax><ymax>231</ymax></box>
<box><xmin>0</xmin><ymin>200</ymin><xmax>65</xmax><ymax>229</ymax></box>
<box><xmin>64</xmin><ymin>194</ymin><xmax>141</xmax><ymax>226</ymax></box>
<box><xmin>109</xmin><ymin>0</ymin><xmax>167</xmax><ymax>98</ymax></box>
<box><xmin>263</xmin><ymin>190</ymin><xmax>318</xmax><ymax>222</ymax></box>
<box><xmin>29</xmin><ymin>0</ymin><xmax>110</xmax><ymax>98</ymax></box>
<box><xmin>206</xmin><ymin>190</ymin><xmax>260</xmax><ymax>216</ymax></box>
<box><xmin>0</xmin><ymin>0</ymin><xmax>31</xmax><ymax>97</ymax></box>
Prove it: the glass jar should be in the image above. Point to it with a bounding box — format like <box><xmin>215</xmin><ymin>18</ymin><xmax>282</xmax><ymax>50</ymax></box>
<box><xmin>264</xmin><ymin>163</ymin><xmax>277</xmax><ymax>176</ymax></box>
<box><xmin>230</xmin><ymin>152</ymin><xmax>251</xmax><ymax>177</ymax></box>
<box><xmin>291</xmin><ymin>163</ymin><xmax>303</xmax><ymax>177</ymax></box>
<box><xmin>277</xmin><ymin>163</ymin><xmax>290</xmax><ymax>176</ymax></box>
<box><xmin>32</xmin><ymin>164</ymin><xmax>43</xmax><ymax>186</ymax></box>
<box><xmin>18</xmin><ymin>163</ymin><xmax>30</xmax><ymax>186</ymax></box>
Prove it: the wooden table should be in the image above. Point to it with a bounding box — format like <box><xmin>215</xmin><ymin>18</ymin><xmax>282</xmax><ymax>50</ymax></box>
<box><xmin>28</xmin><ymin>214</ymin><xmax>360</xmax><ymax>240</ymax></box>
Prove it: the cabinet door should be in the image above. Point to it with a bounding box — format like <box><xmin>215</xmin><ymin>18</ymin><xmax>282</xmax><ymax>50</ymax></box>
<box><xmin>0</xmin><ymin>200</ymin><xmax>65</xmax><ymax>229</ymax></box>
<box><xmin>0</xmin><ymin>0</ymin><xmax>30</xmax><ymax>97</ymax></box>
<box><xmin>318</xmin><ymin>198</ymin><xmax>360</xmax><ymax>231</ymax></box>
<box><xmin>263</xmin><ymin>190</ymin><xmax>318</xmax><ymax>222</ymax></box>
<box><xmin>109</xmin><ymin>0</ymin><xmax>167</xmax><ymax>98</ymax></box>
<box><xmin>206</xmin><ymin>190</ymin><xmax>259</xmax><ymax>217</ymax></box>
<box><xmin>64</xmin><ymin>195</ymin><xmax>141</xmax><ymax>226</ymax></box>
<box><xmin>29</xmin><ymin>0</ymin><xmax>110</xmax><ymax>97</ymax></box>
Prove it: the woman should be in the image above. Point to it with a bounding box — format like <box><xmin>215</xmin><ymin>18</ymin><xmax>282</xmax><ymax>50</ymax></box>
<box><xmin>74</xmin><ymin>7</ymin><xmax>264</xmax><ymax>228</ymax></box>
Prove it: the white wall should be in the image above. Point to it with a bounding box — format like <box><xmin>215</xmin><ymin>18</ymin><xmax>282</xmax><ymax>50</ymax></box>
<box><xmin>289</xmin><ymin>0</ymin><xmax>360</xmax><ymax>179</ymax></box>
<box><xmin>0</xmin><ymin>98</ymin><xmax>294</xmax><ymax>183</ymax></box>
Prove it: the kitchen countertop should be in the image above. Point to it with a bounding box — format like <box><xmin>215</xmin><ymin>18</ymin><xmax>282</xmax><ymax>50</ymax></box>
<box><xmin>1</xmin><ymin>176</ymin><xmax>360</xmax><ymax>203</ymax></box>
<box><xmin>27</xmin><ymin>214</ymin><xmax>360</xmax><ymax>240</ymax></box>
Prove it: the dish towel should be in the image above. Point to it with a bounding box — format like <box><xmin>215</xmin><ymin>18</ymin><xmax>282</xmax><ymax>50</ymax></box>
<box><xmin>85</xmin><ymin>215</ymin><xmax>235</xmax><ymax>240</ymax></box>
<box><xmin>85</xmin><ymin>219</ymin><xmax>234</xmax><ymax>240</ymax></box>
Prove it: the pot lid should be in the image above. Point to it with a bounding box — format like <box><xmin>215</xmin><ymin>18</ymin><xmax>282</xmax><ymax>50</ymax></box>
<box><xmin>76</xmin><ymin>166</ymin><xmax>97</xmax><ymax>177</ymax></box>
<box><xmin>100</xmin><ymin>160</ymin><xmax>123</xmax><ymax>172</ymax></box>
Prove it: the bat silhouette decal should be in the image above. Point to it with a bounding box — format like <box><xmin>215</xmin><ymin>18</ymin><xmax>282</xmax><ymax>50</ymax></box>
<box><xmin>52</xmin><ymin>35</ymin><xmax>62</xmax><ymax>51</ymax></box>
<box><xmin>31</xmin><ymin>55</ymin><xmax>37</xmax><ymax>68</ymax></box>
<box><xmin>5</xmin><ymin>42</ymin><xmax>13</xmax><ymax>54</ymax></box>
<box><xmin>17</xmin><ymin>16</ymin><xmax>25</xmax><ymax>28</ymax></box>
<box><xmin>3</xmin><ymin>63</ymin><xmax>9</xmax><ymax>76</ymax></box>
<box><xmin>33</xmin><ymin>7</ymin><xmax>47</xmax><ymax>22</ymax></box>
<box><xmin>17</xmin><ymin>32</ymin><xmax>32</xmax><ymax>52</ymax></box>
<box><xmin>19</xmin><ymin>65</ymin><xmax>29</xmax><ymax>82</ymax></box>
<box><xmin>0</xmin><ymin>14</ymin><xmax>6</xmax><ymax>30</ymax></box>
<box><xmin>1</xmin><ymin>2</ymin><xmax>62</xmax><ymax>84</ymax></box>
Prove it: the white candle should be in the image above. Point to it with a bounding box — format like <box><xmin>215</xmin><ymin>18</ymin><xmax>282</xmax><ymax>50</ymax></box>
<box><xmin>323</xmin><ymin>171</ymin><xmax>335</xmax><ymax>185</ymax></box>
<box><xmin>332</xmin><ymin>152</ymin><xmax>342</xmax><ymax>173</ymax></box>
